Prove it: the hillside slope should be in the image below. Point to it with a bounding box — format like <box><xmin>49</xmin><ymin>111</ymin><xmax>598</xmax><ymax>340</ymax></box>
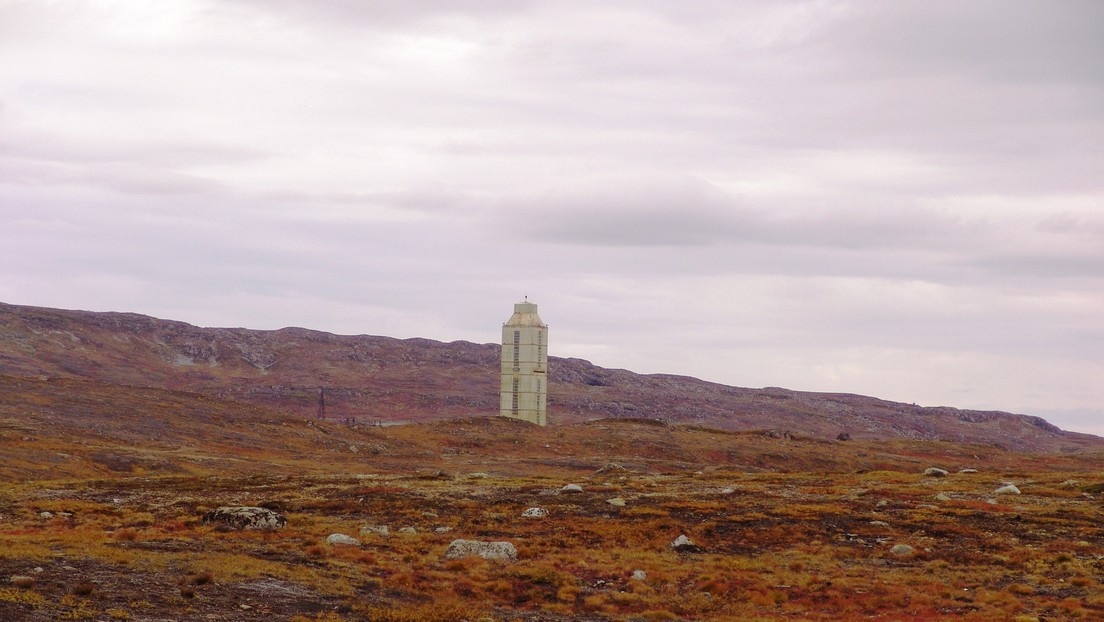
<box><xmin>4</xmin><ymin>374</ymin><xmax>1102</xmax><ymax>482</ymax></box>
<box><xmin>0</xmin><ymin>301</ymin><xmax>1098</xmax><ymax>452</ymax></box>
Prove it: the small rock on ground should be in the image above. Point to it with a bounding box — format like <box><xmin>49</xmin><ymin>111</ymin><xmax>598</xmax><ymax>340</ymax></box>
<box><xmin>671</xmin><ymin>534</ymin><xmax>702</xmax><ymax>552</ymax></box>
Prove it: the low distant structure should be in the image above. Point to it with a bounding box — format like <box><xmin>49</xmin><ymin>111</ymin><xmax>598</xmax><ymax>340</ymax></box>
<box><xmin>500</xmin><ymin>299</ymin><xmax>548</xmax><ymax>426</ymax></box>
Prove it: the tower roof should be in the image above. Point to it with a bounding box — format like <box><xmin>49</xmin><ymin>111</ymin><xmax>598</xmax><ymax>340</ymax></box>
<box><xmin>505</xmin><ymin>300</ymin><xmax>546</xmax><ymax>327</ymax></box>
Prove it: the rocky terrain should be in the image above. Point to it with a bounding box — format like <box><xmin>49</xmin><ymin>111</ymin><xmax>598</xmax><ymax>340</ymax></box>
<box><xmin>1</xmin><ymin>302</ymin><xmax>1098</xmax><ymax>452</ymax></box>
<box><xmin>3</xmin><ymin>302</ymin><xmax>1104</xmax><ymax>620</ymax></box>
<box><xmin>2</xmin><ymin>379</ymin><xmax>1104</xmax><ymax>620</ymax></box>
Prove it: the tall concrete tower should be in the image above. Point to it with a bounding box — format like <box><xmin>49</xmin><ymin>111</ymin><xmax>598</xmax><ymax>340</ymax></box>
<box><xmin>500</xmin><ymin>299</ymin><xmax>548</xmax><ymax>426</ymax></box>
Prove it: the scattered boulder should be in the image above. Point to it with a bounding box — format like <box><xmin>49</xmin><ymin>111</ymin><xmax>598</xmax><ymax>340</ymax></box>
<box><xmin>923</xmin><ymin>468</ymin><xmax>949</xmax><ymax>478</ymax></box>
<box><xmin>869</xmin><ymin>521</ymin><xmax>890</xmax><ymax>527</ymax></box>
<box><xmin>521</xmin><ymin>507</ymin><xmax>548</xmax><ymax>518</ymax></box>
<box><xmin>720</xmin><ymin>488</ymin><xmax>735</xmax><ymax>495</ymax></box>
<box><xmin>422</xmin><ymin>511</ymin><xmax>439</xmax><ymax>519</ymax></box>
<box><xmin>959</xmin><ymin>468</ymin><xmax>978</xmax><ymax>474</ymax></box>
<box><xmin>631</xmin><ymin>570</ymin><xmax>647</xmax><ymax>581</ymax></box>
<box><xmin>399</xmin><ymin>527</ymin><xmax>417</xmax><ymax>534</ymax></box>
<box><xmin>670</xmin><ymin>534</ymin><xmax>702</xmax><ymax>553</ymax></box>
<box><xmin>39</xmin><ymin>512</ymin><xmax>54</xmax><ymax>520</ymax></box>
<box><xmin>934</xmin><ymin>493</ymin><xmax>952</xmax><ymax>502</ymax></box>
<box><xmin>606</xmin><ymin>497</ymin><xmax>626</xmax><ymax>507</ymax></box>
<box><xmin>595</xmin><ymin>463</ymin><xmax>627</xmax><ymax>475</ymax></box>
<box><xmin>326</xmin><ymin>533</ymin><xmax>360</xmax><ymax>546</ymax></box>
<box><xmin>467</xmin><ymin>472</ymin><xmax>488</xmax><ymax>479</ymax></box>
<box><xmin>360</xmin><ymin>524</ymin><xmax>390</xmax><ymax>537</ymax></box>
<box><xmin>836</xmin><ymin>432</ymin><xmax>851</xmax><ymax>441</ymax></box>
<box><xmin>10</xmin><ymin>575</ymin><xmax>35</xmax><ymax>589</ymax></box>
<box><xmin>561</xmin><ymin>484</ymin><xmax>583</xmax><ymax>493</ymax></box>
<box><xmin>1058</xmin><ymin>480</ymin><xmax>1080</xmax><ymax>489</ymax></box>
<box><xmin>890</xmin><ymin>544</ymin><xmax>915</xmax><ymax>557</ymax></box>
<box><xmin>201</xmin><ymin>506</ymin><xmax>286</xmax><ymax>531</ymax></box>
<box><xmin>434</xmin><ymin>526</ymin><xmax>452</xmax><ymax>534</ymax></box>
<box><xmin>994</xmin><ymin>484</ymin><xmax>1021</xmax><ymax>495</ymax></box>
<box><xmin>444</xmin><ymin>539</ymin><xmax>517</xmax><ymax>562</ymax></box>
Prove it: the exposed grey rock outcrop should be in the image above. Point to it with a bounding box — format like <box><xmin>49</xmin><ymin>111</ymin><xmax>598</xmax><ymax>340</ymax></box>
<box><xmin>444</xmin><ymin>539</ymin><xmax>518</xmax><ymax>562</ymax></box>
<box><xmin>201</xmin><ymin>506</ymin><xmax>286</xmax><ymax>530</ymax></box>
<box><xmin>359</xmin><ymin>524</ymin><xmax>390</xmax><ymax>537</ymax></box>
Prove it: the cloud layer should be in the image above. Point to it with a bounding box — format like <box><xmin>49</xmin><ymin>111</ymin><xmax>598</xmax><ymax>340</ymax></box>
<box><xmin>2</xmin><ymin>0</ymin><xmax>1102</xmax><ymax>434</ymax></box>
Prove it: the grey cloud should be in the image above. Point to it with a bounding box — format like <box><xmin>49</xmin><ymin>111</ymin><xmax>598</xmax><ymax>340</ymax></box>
<box><xmin>3</xmin><ymin>1</ymin><xmax>1103</xmax><ymax>434</ymax></box>
<box><xmin>220</xmin><ymin>0</ymin><xmax>538</xmax><ymax>31</ymax></box>
<box><xmin>513</xmin><ymin>178</ymin><xmax>969</xmax><ymax>251</ymax></box>
<box><xmin>815</xmin><ymin>1</ymin><xmax>1104</xmax><ymax>86</ymax></box>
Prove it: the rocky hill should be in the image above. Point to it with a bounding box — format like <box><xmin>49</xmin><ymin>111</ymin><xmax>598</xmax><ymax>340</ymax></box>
<box><xmin>0</xmin><ymin>301</ymin><xmax>1098</xmax><ymax>452</ymax></box>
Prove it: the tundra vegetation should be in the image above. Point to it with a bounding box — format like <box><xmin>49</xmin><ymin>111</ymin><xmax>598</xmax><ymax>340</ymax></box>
<box><xmin>1</xmin><ymin>376</ymin><xmax>1103</xmax><ymax>620</ymax></box>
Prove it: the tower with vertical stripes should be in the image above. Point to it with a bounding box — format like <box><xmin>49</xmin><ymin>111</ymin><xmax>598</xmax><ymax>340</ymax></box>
<box><xmin>500</xmin><ymin>299</ymin><xmax>548</xmax><ymax>426</ymax></box>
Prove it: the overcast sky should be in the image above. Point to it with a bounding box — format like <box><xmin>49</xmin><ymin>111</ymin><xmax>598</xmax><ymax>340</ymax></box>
<box><xmin>2</xmin><ymin>1</ymin><xmax>1102</xmax><ymax>435</ymax></box>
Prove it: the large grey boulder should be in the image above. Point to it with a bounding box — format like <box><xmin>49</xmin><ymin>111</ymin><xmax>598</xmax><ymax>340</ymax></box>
<box><xmin>994</xmin><ymin>484</ymin><xmax>1021</xmax><ymax>495</ymax></box>
<box><xmin>326</xmin><ymin>533</ymin><xmax>360</xmax><ymax>546</ymax></box>
<box><xmin>444</xmin><ymin>539</ymin><xmax>518</xmax><ymax>562</ymax></box>
<box><xmin>890</xmin><ymin>544</ymin><xmax>915</xmax><ymax>557</ymax></box>
<box><xmin>201</xmin><ymin>506</ymin><xmax>286</xmax><ymax>531</ymax></box>
<box><xmin>924</xmin><ymin>468</ymin><xmax>949</xmax><ymax>478</ymax></box>
<box><xmin>521</xmin><ymin>507</ymin><xmax>548</xmax><ymax>518</ymax></box>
